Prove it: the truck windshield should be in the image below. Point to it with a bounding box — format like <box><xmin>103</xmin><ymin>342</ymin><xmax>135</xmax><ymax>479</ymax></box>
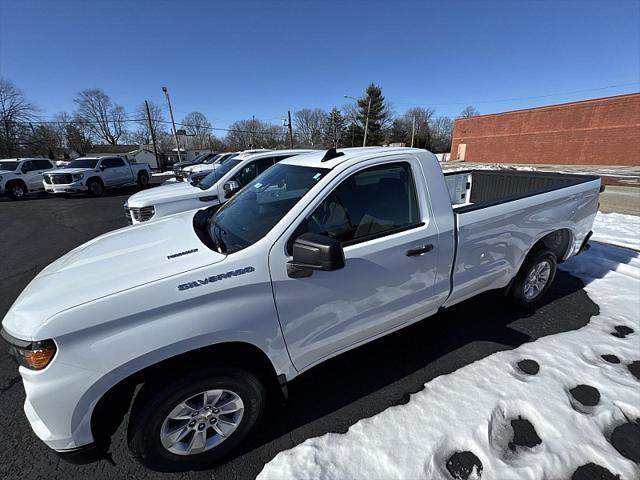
<box><xmin>198</xmin><ymin>159</ymin><xmax>241</xmax><ymax>190</ymax></box>
<box><xmin>67</xmin><ymin>159</ymin><xmax>99</xmax><ymax>169</ymax></box>
<box><xmin>208</xmin><ymin>164</ymin><xmax>329</xmax><ymax>254</ymax></box>
<box><xmin>0</xmin><ymin>161</ymin><xmax>20</xmax><ymax>171</ymax></box>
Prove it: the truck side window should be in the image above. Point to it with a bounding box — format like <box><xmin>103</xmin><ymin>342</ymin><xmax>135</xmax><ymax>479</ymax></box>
<box><xmin>301</xmin><ymin>162</ymin><xmax>420</xmax><ymax>246</ymax></box>
<box><xmin>233</xmin><ymin>157</ymin><xmax>276</xmax><ymax>187</ymax></box>
<box><xmin>21</xmin><ymin>161</ymin><xmax>36</xmax><ymax>172</ymax></box>
<box><xmin>102</xmin><ymin>158</ymin><xmax>125</xmax><ymax>168</ymax></box>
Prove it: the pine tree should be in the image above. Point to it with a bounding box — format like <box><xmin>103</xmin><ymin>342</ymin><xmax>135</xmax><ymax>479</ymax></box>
<box><xmin>357</xmin><ymin>83</ymin><xmax>389</xmax><ymax>146</ymax></box>
<box><xmin>322</xmin><ymin>107</ymin><xmax>347</xmax><ymax>148</ymax></box>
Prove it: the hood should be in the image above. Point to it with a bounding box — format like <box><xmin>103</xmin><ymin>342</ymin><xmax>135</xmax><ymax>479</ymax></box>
<box><xmin>46</xmin><ymin>168</ymin><xmax>96</xmax><ymax>175</ymax></box>
<box><xmin>0</xmin><ymin>169</ymin><xmax>16</xmax><ymax>175</ymax></box>
<box><xmin>2</xmin><ymin>211</ymin><xmax>224</xmax><ymax>339</ymax></box>
<box><xmin>126</xmin><ymin>181</ymin><xmax>206</xmax><ymax>207</ymax></box>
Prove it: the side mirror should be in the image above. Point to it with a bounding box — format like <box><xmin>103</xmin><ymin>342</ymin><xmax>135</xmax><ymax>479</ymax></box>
<box><xmin>223</xmin><ymin>180</ymin><xmax>241</xmax><ymax>198</ymax></box>
<box><xmin>99</xmin><ymin>164</ymin><xmax>106</xmax><ymax>171</ymax></box>
<box><xmin>21</xmin><ymin>166</ymin><xmax>28</xmax><ymax>174</ymax></box>
<box><xmin>287</xmin><ymin>233</ymin><xmax>345</xmax><ymax>278</ymax></box>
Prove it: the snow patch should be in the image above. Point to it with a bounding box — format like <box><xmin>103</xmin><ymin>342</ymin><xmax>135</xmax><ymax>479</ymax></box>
<box><xmin>259</xmin><ymin>242</ymin><xmax>640</xmax><ymax>479</ymax></box>
<box><xmin>592</xmin><ymin>212</ymin><xmax>640</xmax><ymax>251</ymax></box>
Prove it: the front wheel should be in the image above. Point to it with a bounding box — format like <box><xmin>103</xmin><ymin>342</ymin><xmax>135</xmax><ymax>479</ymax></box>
<box><xmin>87</xmin><ymin>179</ymin><xmax>104</xmax><ymax>197</ymax></box>
<box><xmin>128</xmin><ymin>367</ymin><xmax>265</xmax><ymax>472</ymax></box>
<box><xmin>6</xmin><ymin>181</ymin><xmax>27</xmax><ymax>200</ymax></box>
<box><xmin>509</xmin><ymin>248</ymin><xmax>557</xmax><ymax>309</ymax></box>
<box><xmin>137</xmin><ymin>171</ymin><xmax>149</xmax><ymax>187</ymax></box>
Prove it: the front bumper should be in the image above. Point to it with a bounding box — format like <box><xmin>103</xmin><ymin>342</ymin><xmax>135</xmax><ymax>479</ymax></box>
<box><xmin>44</xmin><ymin>182</ymin><xmax>88</xmax><ymax>194</ymax></box>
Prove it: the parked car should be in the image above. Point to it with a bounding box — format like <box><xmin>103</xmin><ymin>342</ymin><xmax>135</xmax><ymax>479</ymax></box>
<box><xmin>172</xmin><ymin>153</ymin><xmax>217</xmax><ymax>181</ymax></box>
<box><xmin>43</xmin><ymin>156</ymin><xmax>151</xmax><ymax>196</ymax></box>
<box><xmin>185</xmin><ymin>153</ymin><xmax>241</xmax><ymax>185</ymax></box>
<box><xmin>0</xmin><ymin>158</ymin><xmax>55</xmax><ymax>200</ymax></box>
<box><xmin>124</xmin><ymin>149</ymin><xmax>312</xmax><ymax>224</ymax></box>
<box><xmin>180</xmin><ymin>152</ymin><xmax>239</xmax><ymax>179</ymax></box>
<box><xmin>1</xmin><ymin>147</ymin><xmax>600</xmax><ymax>471</ymax></box>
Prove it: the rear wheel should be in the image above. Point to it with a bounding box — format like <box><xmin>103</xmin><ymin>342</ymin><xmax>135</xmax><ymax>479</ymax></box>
<box><xmin>509</xmin><ymin>248</ymin><xmax>557</xmax><ymax>309</ymax></box>
<box><xmin>6</xmin><ymin>181</ymin><xmax>27</xmax><ymax>200</ymax></box>
<box><xmin>137</xmin><ymin>171</ymin><xmax>149</xmax><ymax>187</ymax></box>
<box><xmin>87</xmin><ymin>179</ymin><xmax>104</xmax><ymax>197</ymax></box>
<box><xmin>128</xmin><ymin>367</ymin><xmax>265</xmax><ymax>472</ymax></box>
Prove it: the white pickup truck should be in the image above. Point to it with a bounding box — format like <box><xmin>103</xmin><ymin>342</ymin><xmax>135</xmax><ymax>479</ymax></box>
<box><xmin>124</xmin><ymin>149</ymin><xmax>311</xmax><ymax>224</ymax></box>
<box><xmin>0</xmin><ymin>158</ymin><xmax>55</xmax><ymax>200</ymax></box>
<box><xmin>44</xmin><ymin>156</ymin><xmax>151</xmax><ymax>196</ymax></box>
<box><xmin>1</xmin><ymin>148</ymin><xmax>600</xmax><ymax>471</ymax></box>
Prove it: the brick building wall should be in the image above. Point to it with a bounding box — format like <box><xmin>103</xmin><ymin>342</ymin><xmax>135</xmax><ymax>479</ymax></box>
<box><xmin>450</xmin><ymin>93</ymin><xmax>640</xmax><ymax>166</ymax></box>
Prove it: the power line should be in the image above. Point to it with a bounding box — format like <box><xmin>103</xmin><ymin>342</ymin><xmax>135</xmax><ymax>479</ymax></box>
<box><xmin>393</xmin><ymin>81</ymin><xmax>640</xmax><ymax>107</ymax></box>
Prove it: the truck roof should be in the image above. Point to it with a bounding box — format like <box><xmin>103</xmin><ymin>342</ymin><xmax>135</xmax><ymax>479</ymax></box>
<box><xmin>233</xmin><ymin>148</ymin><xmax>314</xmax><ymax>161</ymax></box>
<box><xmin>279</xmin><ymin>147</ymin><xmax>430</xmax><ymax>169</ymax></box>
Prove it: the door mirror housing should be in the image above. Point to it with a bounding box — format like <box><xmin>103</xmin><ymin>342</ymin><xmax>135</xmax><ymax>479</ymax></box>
<box><xmin>21</xmin><ymin>166</ymin><xmax>28</xmax><ymax>174</ymax></box>
<box><xmin>223</xmin><ymin>180</ymin><xmax>241</xmax><ymax>198</ymax></box>
<box><xmin>98</xmin><ymin>163</ymin><xmax>106</xmax><ymax>171</ymax></box>
<box><xmin>287</xmin><ymin>233</ymin><xmax>345</xmax><ymax>278</ymax></box>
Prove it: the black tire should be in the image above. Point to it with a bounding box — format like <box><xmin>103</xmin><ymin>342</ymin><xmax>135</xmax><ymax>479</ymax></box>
<box><xmin>87</xmin><ymin>178</ymin><xmax>104</xmax><ymax>197</ymax></box>
<box><xmin>509</xmin><ymin>248</ymin><xmax>557</xmax><ymax>309</ymax></box>
<box><xmin>128</xmin><ymin>367</ymin><xmax>265</xmax><ymax>472</ymax></box>
<box><xmin>137</xmin><ymin>171</ymin><xmax>149</xmax><ymax>187</ymax></box>
<box><xmin>6</xmin><ymin>181</ymin><xmax>27</xmax><ymax>200</ymax></box>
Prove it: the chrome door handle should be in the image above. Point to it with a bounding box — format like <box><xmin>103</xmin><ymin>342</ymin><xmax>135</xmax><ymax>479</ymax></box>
<box><xmin>406</xmin><ymin>244</ymin><xmax>434</xmax><ymax>256</ymax></box>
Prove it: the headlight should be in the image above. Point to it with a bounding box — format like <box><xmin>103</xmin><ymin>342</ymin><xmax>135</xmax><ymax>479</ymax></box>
<box><xmin>72</xmin><ymin>173</ymin><xmax>84</xmax><ymax>181</ymax></box>
<box><xmin>1</xmin><ymin>330</ymin><xmax>57</xmax><ymax>370</ymax></box>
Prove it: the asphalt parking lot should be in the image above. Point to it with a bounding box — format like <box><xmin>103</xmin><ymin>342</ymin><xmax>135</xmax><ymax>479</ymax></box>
<box><xmin>0</xmin><ymin>178</ymin><xmax>600</xmax><ymax>480</ymax></box>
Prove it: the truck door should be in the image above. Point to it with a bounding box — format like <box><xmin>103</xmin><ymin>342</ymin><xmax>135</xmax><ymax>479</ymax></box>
<box><xmin>100</xmin><ymin>157</ymin><xmax>128</xmax><ymax>186</ymax></box>
<box><xmin>268</xmin><ymin>160</ymin><xmax>442</xmax><ymax>371</ymax></box>
<box><xmin>20</xmin><ymin>161</ymin><xmax>44</xmax><ymax>191</ymax></box>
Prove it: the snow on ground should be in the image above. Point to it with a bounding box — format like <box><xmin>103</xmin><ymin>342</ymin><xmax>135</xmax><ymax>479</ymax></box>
<box><xmin>152</xmin><ymin>171</ymin><xmax>175</xmax><ymax>177</ymax></box>
<box><xmin>593</xmin><ymin>212</ymin><xmax>640</xmax><ymax>251</ymax></box>
<box><xmin>259</xmin><ymin>236</ymin><xmax>640</xmax><ymax>478</ymax></box>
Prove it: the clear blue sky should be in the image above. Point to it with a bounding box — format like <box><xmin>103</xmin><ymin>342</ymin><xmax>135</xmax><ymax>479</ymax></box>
<box><xmin>1</xmin><ymin>0</ymin><xmax>638</xmax><ymax>131</ymax></box>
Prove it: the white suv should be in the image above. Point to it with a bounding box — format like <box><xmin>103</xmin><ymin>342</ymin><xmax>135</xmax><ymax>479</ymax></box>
<box><xmin>0</xmin><ymin>158</ymin><xmax>55</xmax><ymax>200</ymax></box>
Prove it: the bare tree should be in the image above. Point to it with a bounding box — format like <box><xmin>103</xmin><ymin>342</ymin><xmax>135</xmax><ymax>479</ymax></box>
<box><xmin>226</xmin><ymin>118</ymin><xmax>286</xmax><ymax>150</ymax></box>
<box><xmin>459</xmin><ymin>105</ymin><xmax>480</xmax><ymax>118</ymax></box>
<box><xmin>132</xmin><ymin>101</ymin><xmax>166</xmax><ymax>145</ymax></box>
<box><xmin>74</xmin><ymin>89</ymin><xmax>127</xmax><ymax>145</ymax></box>
<box><xmin>0</xmin><ymin>78</ymin><xmax>37</xmax><ymax>156</ymax></box>
<box><xmin>181</xmin><ymin>111</ymin><xmax>212</xmax><ymax>149</ymax></box>
<box><xmin>293</xmin><ymin>108</ymin><xmax>327</xmax><ymax>146</ymax></box>
<box><xmin>430</xmin><ymin>116</ymin><xmax>454</xmax><ymax>153</ymax></box>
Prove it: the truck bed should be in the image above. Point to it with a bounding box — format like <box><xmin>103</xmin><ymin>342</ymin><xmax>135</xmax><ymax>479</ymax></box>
<box><xmin>444</xmin><ymin>169</ymin><xmax>600</xmax><ymax>212</ymax></box>
<box><xmin>442</xmin><ymin>168</ymin><xmax>601</xmax><ymax>308</ymax></box>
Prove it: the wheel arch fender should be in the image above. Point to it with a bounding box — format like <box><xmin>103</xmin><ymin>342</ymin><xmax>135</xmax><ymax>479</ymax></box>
<box><xmin>506</xmin><ymin>227</ymin><xmax>574</xmax><ymax>294</ymax></box>
<box><xmin>85</xmin><ymin>176</ymin><xmax>103</xmax><ymax>186</ymax></box>
<box><xmin>78</xmin><ymin>340</ymin><xmax>283</xmax><ymax>452</ymax></box>
<box><xmin>5</xmin><ymin>178</ymin><xmax>28</xmax><ymax>191</ymax></box>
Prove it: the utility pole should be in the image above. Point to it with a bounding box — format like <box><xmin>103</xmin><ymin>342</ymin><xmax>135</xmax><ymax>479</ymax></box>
<box><xmin>287</xmin><ymin>110</ymin><xmax>294</xmax><ymax>149</ymax></box>
<box><xmin>410</xmin><ymin>115</ymin><xmax>416</xmax><ymax>148</ymax></box>
<box><xmin>362</xmin><ymin>97</ymin><xmax>372</xmax><ymax>147</ymax></box>
<box><xmin>144</xmin><ymin>100</ymin><xmax>161</xmax><ymax>170</ymax></box>
<box><xmin>162</xmin><ymin>86</ymin><xmax>181</xmax><ymax>162</ymax></box>
<box><xmin>249</xmin><ymin>115</ymin><xmax>255</xmax><ymax>149</ymax></box>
